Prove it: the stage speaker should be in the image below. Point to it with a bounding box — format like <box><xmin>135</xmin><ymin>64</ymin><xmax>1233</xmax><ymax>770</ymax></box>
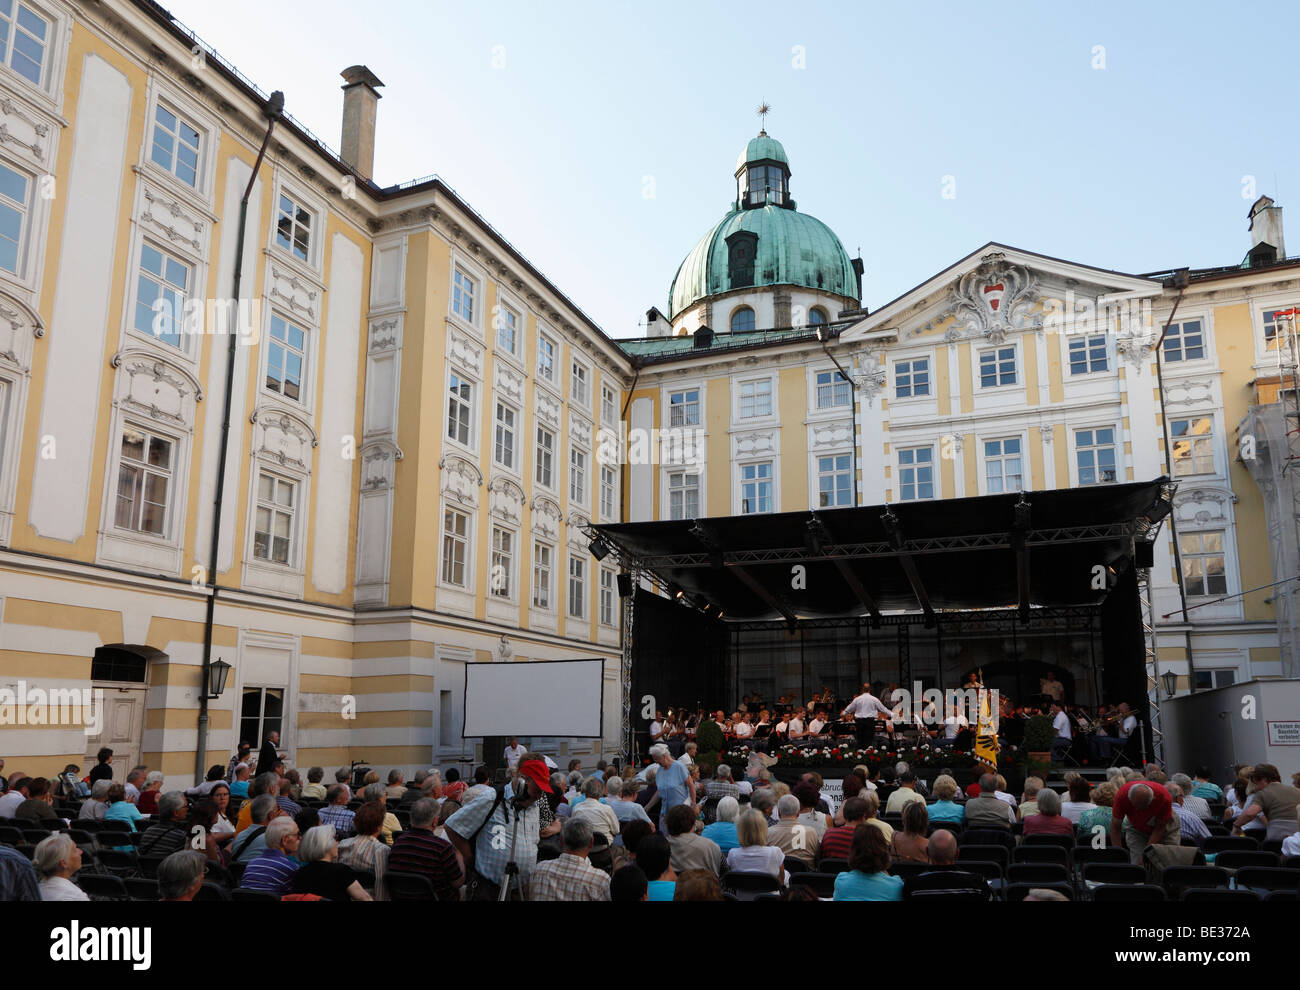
<box><xmin>1134</xmin><ymin>541</ymin><xmax>1154</xmax><ymax>569</ymax></box>
<box><xmin>617</xmin><ymin>572</ymin><xmax>634</xmax><ymax>597</ymax></box>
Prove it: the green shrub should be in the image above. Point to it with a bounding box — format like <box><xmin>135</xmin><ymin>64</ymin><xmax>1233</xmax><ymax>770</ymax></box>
<box><xmin>1023</xmin><ymin>714</ymin><xmax>1055</xmax><ymax>752</ymax></box>
<box><xmin>695</xmin><ymin>718</ymin><xmax>725</xmax><ymax>754</ymax></box>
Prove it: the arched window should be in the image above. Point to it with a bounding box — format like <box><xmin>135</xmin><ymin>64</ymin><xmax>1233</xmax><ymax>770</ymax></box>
<box><xmin>809</xmin><ymin>307</ymin><xmax>828</xmax><ymax>326</ymax></box>
<box><xmin>90</xmin><ymin>646</ymin><xmax>151</xmax><ymax>683</ymax></box>
<box><xmin>731</xmin><ymin>307</ymin><xmax>755</xmax><ymax>333</ymax></box>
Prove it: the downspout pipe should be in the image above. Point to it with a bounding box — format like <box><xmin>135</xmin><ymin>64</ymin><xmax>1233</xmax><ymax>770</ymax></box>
<box><xmin>196</xmin><ymin>91</ymin><xmax>284</xmax><ymax>784</ymax></box>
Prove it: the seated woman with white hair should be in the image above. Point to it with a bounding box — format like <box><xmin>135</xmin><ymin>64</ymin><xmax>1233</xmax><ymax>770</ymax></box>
<box><xmin>33</xmin><ymin>833</ymin><xmax>87</xmax><ymax>901</ymax></box>
<box><xmin>725</xmin><ymin>808</ymin><xmax>788</xmax><ymax>885</ymax></box>
<box><xmin>290</xmin><ymin>824</ymin><xmax>373</xmax><ymax>901</ymax></box>
<box><xmin>701</xmin><ymin>796</ymin><xmax>741</xmax><ymax>852</ymax></box>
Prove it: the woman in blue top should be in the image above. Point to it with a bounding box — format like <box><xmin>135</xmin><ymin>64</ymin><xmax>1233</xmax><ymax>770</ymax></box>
<box><xmin>927</xmin><ymin>774</ymin><xmax>965</xmax><ymax>823</ymax></box>
<box><xmin>102</xmin><ymin>783</ymin><xmax>144</xmax><ymax>852</ymax></box>
<box><xmin>636</xmin><ymin>834</ymin><xmax>677</xmax><ymax>901</ymax></box>
<box><xmin>833</xmin><ymin>823</ymin><xmax>904</xmax><ymax>901</ymax></box>
<box><xmin>701</xmin><ymin>796</ymin><xmax>741</xmax><ymax>853</ymax></box>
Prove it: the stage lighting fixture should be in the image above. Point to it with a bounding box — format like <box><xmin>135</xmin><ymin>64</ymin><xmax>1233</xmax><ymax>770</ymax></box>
<box><xmin>588</xmin><ymin>537</ymin><xmax>610</xmax><ymax>561</ymax></box>
<box><xmin>669</xmin><ymin>583</ymin><xmax>685</xmax><ymax>601</ymax></box>
<box><xmin>1143</xmin><ymin>498</ymin><xmax>1172</xmax><ymax>525</ymax></box>
<box><xmin>616</xmin><ymin>572</ymin><xmax>634</xmax><ymax>597</ymax></box>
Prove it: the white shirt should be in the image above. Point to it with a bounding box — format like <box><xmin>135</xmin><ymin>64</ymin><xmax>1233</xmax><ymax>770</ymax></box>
<box><xmin>1052</xmin><ymin>711</ymin><xmax>1072</xmax><ymax>740</ymax></box>
<box><xmin>1121</xmin><ymin>715</ymin><xmax>1137</xmax><ymax>737</ymax></box>
<box><xmin>943</xmin><ymin>714</ymin><xmax>969</xmax><ymax>740</ymax></box>
<box><xmin>843</xmin><ymin>692</ymin><xmax>893</xmax><ymax>720</ymax></box>
<box><xmin>0</xmin><ymin>791</ymin><xmax>25</xmax><ymax>817</ymax></box>
<box><xmin>787</xmin><ymin>718</ymin><xmax>805</xmax><ymax>738</ymax></box>
<box><xmin>775</xmin><ymin>720</ymin><xmax>788</xmax><ymax>734</ymax></box>
<box><xmin>995</xmin><ymin>790</ymin><xmax>1017</xmax><ymax>808</ymax></box>
<box><xmin>1282</xmin><ymin>833</ymin><xmax>1300</xmax><ymax>858</ymax></box>
<box><xmin>649</xmin><ymin>721</ymin><xmax>663</xmax><ymax>741</ymax></box>
<box><xmin>125</xmin><ymin>782</ymin><xmax>141</xmax><ymax>803</ymax></box>
<box><xmin>734</xmin><ymin>722</ymin><xmax>753</xmax><ymax>738</ymax></box>
<box><xmin>504</xmin><ymin>744</ymin><xmax>526</xmax><ymax>770</ymax></box>
<box><xmin>808</xmin><ymin>718</ymin><xmax>826</xmax><ymax>735</ymax></box>
<box><xmin>676</xmin><ymin>751</ymin><xmax>694</xmax><ymax>766</ymax></box>
<box><xmin>40</xmin><ymin>876</ymin><xmax>88</xmax><ymax>902</ymax></box>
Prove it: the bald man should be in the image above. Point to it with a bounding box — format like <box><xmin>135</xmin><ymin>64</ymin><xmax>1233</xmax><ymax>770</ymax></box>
<box><xmin>1110</xmin><ymin>779</ymin><xmax>1180</xmax><ymax>865</ymax></box>
<box><xmin>927</xmin><ymin>828</ymin><xmax>957</xmax><ymax>866</ymax></box>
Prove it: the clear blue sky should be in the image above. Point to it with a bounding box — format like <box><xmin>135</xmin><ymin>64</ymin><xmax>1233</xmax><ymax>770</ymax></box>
<box><xmin>165</xmin><ymin>0</ymin><xmax>1300</xmax><ymax>338</ymax></box>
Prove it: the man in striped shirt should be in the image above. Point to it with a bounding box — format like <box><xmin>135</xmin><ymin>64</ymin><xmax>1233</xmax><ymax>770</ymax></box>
<box><xmin>317</xmin><ymin>785</ymin><xmax>356</xmax><ymax>839</ymax></box>
<box><xmin>529</xmin><ymin>818</ymin><xmax>610</xmax><ymax>902</ymax></box>
<box><xmin>240</xmin><ymin>818</ymin><xmax>301</xmax><ymax>896</ymax></box>
<box><xmin>387</xmin><ymin>798</ymin><xmax>463</xmax><ymax>901</ymax></box>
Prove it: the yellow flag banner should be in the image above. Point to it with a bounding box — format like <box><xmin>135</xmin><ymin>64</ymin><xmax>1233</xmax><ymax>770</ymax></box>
<box><xmin>974</xmin><ymin>686</ymin><xmax>999</xmax><ymax>771</ymax></box>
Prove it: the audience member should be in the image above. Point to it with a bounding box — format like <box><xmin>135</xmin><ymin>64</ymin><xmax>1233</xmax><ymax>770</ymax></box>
<box><xmin>529</xmin><ymin>818</ymin><xmax>611</xmax><ymax>901</ymax></box>
<box><xmin>833</xmin><ymin>824</ymin><xmax>903</xmax><ymax>901</ymax></box>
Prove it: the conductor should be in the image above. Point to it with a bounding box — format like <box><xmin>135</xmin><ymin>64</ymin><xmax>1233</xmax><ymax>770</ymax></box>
<box><xmin>841</xmin><ymin>684</ymin><xmax>896</xmax><ymax>748</ymax></box>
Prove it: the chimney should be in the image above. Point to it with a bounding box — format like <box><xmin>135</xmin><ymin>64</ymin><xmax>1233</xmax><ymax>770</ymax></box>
<box><xmin>1248</xmin><ymin>195</ymin><xmax>1285</xmax><ymax>266</ymax></box>
<box><xmin>339</xmin><ymin>65</ymin><xmax>384</xmax><ymax>180</ymax></box>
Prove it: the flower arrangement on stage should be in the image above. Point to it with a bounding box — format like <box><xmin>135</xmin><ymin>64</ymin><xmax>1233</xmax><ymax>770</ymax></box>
<box><xmin>723</xmin><ymin>742</ymin><xmax>981</xmax><ymax>770</ymax></box>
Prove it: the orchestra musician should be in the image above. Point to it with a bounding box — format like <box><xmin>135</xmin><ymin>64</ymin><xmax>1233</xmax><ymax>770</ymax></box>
<box><xmin>1090</xmin><ymin>701</ymin><xmax>1137</xmax><ymax>762</ymax></box>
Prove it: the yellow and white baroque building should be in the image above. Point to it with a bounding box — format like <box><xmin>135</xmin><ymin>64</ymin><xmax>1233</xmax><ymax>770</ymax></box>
<box><xmin>0</xmin><ymin>0</ymin><xmax>1296</xmax><ymax>785</ymax></box>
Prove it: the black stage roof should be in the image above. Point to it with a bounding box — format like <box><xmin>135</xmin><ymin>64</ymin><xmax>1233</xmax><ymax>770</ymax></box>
<box><xmin>590</xmin><ymin>479</ymin><xmax>1172</xmax><ymax>623</ymax></box>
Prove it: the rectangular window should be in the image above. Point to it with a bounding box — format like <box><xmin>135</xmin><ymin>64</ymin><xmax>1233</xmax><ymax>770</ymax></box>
<box><xmin>571</xmin><ymin>361</ymin><xmax>589</xmax><ymax>406</ymax></box>
<box><xmin>1193</xmin><ymin>669</ymin><xmax>1235</xmax><ymax>691</ymax></box>
<box><xmin>669</xmin><ymin>388</ymin><xmax>700</xmax><ymax>427</ymax></box>
<box><xmin>815</xmin><ymin>369</ymin><xmax>850</xmax><ymax>409</ymax></box>
<box><xmin>568</xmin><ymin>556</ymin><xmax>586</xmax><ymax>619</ymax></box>
<box><xmin>1263</xmin><ymin>306</ymin><xmax>1298</xmax><ymax>351</ymax></box>
<box><xmin>536</xmin><ymin>426</ymin><xmax>554</xmax><ymax>488</ymax></box>
<box><xmin>490</xmin><ymin>527</ymin><xmax>513</xmax><ymax>599</ymax></box>
<box><xmin>1068</xmin><ymin>334</ymin><xmax>1108</xmax><ymax>375</ymax></box>
<box><xmin>740</xmin><ymin>461</ymin><xmax>773</xmax><ymax>514</ymax></box>
<box><xmin>897</xmin><ymin>447</ymin><xmax>934</xmax><ymax>501</ymax></box>
<box><xmin>447</xmin><ymin>373</ymin><xmax>473</xmax><ymax>447</ymax></box>
<box><xmin>1180</xmin><ymin>530</ymin><xmax>1226</xmax><ymax>597</ymax></box>
<box><xmin>538</xmin><ymin>334</ymin><xmax>556</xmax><ymax>383</ymax></box>
<box><xmin>496</xmin><ymin>304</ymin><xmax>518</xmax><ymax>354</ymax></box>
<box><xmin>150</xmin><ymin>104</ymin><xmax>201</xmax><ymax>187</ymax></box>
<box><xmin>253</xmin><ymin>473</ymin><xmax>295</xmax><ymax>565</ymax></box>
<box><xmin>533</xmin><ymin>542</ymin><xmax>552</xmax><ymax>609</ymax></box>
<box><xmin>1075</xmin><ymin>427</ymin><xmax>1117</xmax><ymax>485</ymax></box>
<box><xmin>439</xmin><ymin>691</ymin><xmax>455</xmax><ymax>748</ymax></box>
<box><xmin>0</xmin><ymin>2</ymin><xmax>47</xmax><ymax>86</ymax></box>
<box><xmin>600</xmin><ymin>464</ymin><xmax>616</xmax><ymax>518</ymax></box>
<box><xmin>275</xmin><ymin>193</ymin><xmax>312</xmax><ymax>262</ymax></box>
<box><xmin>979</xmin><ymin>346</ymin><xmax>1017</xmax><ymax>388</ymax></box>
<box><xmin>452</xmin><ymin>268</ymin><xmax>476</xmax><ymax>323</ymax></box>
<box><xmin>441</xmin><ymin>508</ymin><xmax>468</xmax><ymax>586</ymax></box>
<box><xmin>493</xmin><ymin>402</ymin><xmax>516</xmax><ymax>469</ymax></box>
<box><xmin>1170</xmin><ymin>417</ymin><xmax>1214</xmax><ymax>476</ymax></box>
<box><xmin>895</xmin><ymin>358</ymin><xmax>930</xmax><ymax>398</ymax></box>
<box><xmin>599</xmin><ymin>568</ymin><xmax>615</xmax><ymax>626</ymax></box>
<box><xmin>265</xmin><ymin>314</ymin><xmax>306</xmax><ymax>402</ymax></box>
<box><xmin>1162</xmin><ymin>320</ymin><xmax>1205</xmax><ymax>362</ymax></box>
<box><xmin>817</xmin><ymin>453</ymin><xmax>853</xmax><ymax>507</ymax></box>
<box><xmin>984</xmin><ymin>437</ymin><xmax>1023</xmax><ymax>494</ymax></box>
<box><xmin>602</xmin><ymin>384</ymin><xmax>617</xmax><ymax>423</ymax></box>
<box><xmin>668</xmin><ymin>472</ymin><xmax>699</xmax><ymax>520</ymax></box>
<box><xmin>569</xmin><ymin>448</ymin><xmax>586</xmax><ymax>505</ymax></box>
<box><xmin>0</xmin><ymin>161</ymin><xmax>28</xmax><ymax>275</ymax></box>
<box><xmin>240</xmin><ymin>688</ymin><xmax>283</xmax><ymax>754</ymax></box>
<box><xmin>133</xmin><ymin>243</ymin><xmax>190</xmax><ymax>350</ymax></box>
<box><xmin>739</xmin><ymin>379</ymin><xmax>772</xmax><ymax>418</ymax></box>
<box><xmin>114</xmin><ymin>426</ymin><xmax>172</xmax><ymax>536</ymax></box>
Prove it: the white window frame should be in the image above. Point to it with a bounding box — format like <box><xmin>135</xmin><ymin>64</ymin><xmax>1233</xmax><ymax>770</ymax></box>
<box><xmin>896</xmin><ymin>445</ymin><xmax>935</xmax><ymax>502</ymax></box>
<box><xmin>667</xmin><ymin>470</ymin><xmax>700</xmax><ymax>520</ymax></box>
<box><xmin>533</xmin><ymin>541</ymin><xmax>554</xmax><ymax>610</ymax></box>
<box><xmin>736</xmin><ymin>376</ymin><xmax>775</xmax><ymax>421</ymax></box>
<box><xmin>1073</xmin><ymin>425</ymin><xmax>1118</xmax><ymax>486</ymax></box>
<box><xmin>446</xmin><ymin>370</ymin><xmax>475</xmax><ymax>451</ymax></box>
<box><xmin>667</xmin><ymin>385</ymin><xmax>702</xmax><ymax>428</ymax></box>
<box><xmin>148</xmin><ymin>100</ymin><xmax>203</xmax><ymax>191</ymax></box>
<box><xmin>1169</xmin><ymin>415</ymin><xmax>1216</xmax><ymax>477</ymax></box>
<box><xmin>571</xmin><ymin>358</ymin><xmax>591</xmax><ymax>409</ymax></box>
<box><xmin>262</xmin><ymin>309</ymin><xmax>311</xmax><ymax>408</ymax></box>
<box><xmin>895</xmin><ymin>357</ymin><xmax>931</xmax><ymax>399</ymax></box>
<box><xmin>739</xmin><ymin>460</ymin><xmax>775</xmax><ymax>514</ymax></box>
<box><xmin>1258</xmin><ymin>302</ymin><xmax>1300</xmax><ymax>355</ymax></box>
<box><xmin>451</xmin><ymin>266</ymin><xmax>477</xmax><ymax>326</ymax></box>
<box><xmin>494</xmin><ymin>297</ymin><xmax>522</xmax><ymax>360</ymax></box>
<box><xmin>535</xmin><ymin>425</ymin><xmax>556</xmax><ymax>490</ymax></box>
<box><xmin>0</xmin><ymin>0</ymin><xmax>50</xmax><ymax>91</ymax></box>
<box><xmin>568</xmin><ymin>554</ymin><xmax>586</xmax><ymax>619</ymax></box>
<box><xmin>441</xmin><ymin>506</ymin><xmax>471</xmax><ymax>588</ymax></box>
<box><xmin>537</xmin><ymin>331</ymin><xmax>558</xmax><ymax>386</ymax></box>
<box><xmin>599</xmin><ymin>463</ymin><xmax>616</xmax><ymax>520</ymax></box>
<box><xmin>813</xmin><ymin>368</ymin><xmax>851</xmax><ymax>410</ymax></box>
<box><xmin>273</xmin><ymin>189</ymin><xmax>315</xmax><ymax>266</ymax></box>
<box><xmin>816</xmin><ymin>452</ymin><xmax>854</xmax><ymax>507</ymax></box>
<box><xmin>489</xmin><ymin>525</ymin><xmax>516</xmax><ymax>601</ymax></box>
<box><xmin>493</xmin><ymin>400</ymin><xmax>517</xmax><ymax>472</ymax></box>
<box><xmin>1161</xmin><ymin>318</ymin><xmax>1208</xmax><ymax>364</ymax></box>
<box><xmin>252</xmin><ymin>470</ymin><xmax>298</xmax><ymax>568</ymax></box>
<box><xmin>1066</xmin><ymin>333</ymin><xmax>1109</xmax><ymax>376</ymax></box>
<box><xmin>0</xmin><ymin>156</ymin><xmax>31</xmax><ymax>281</ymax></box>
<box><xmin>569</xmin><ymin>446</ymin><xmax>587</xmax><ymax>506</ymax></box>
<box><xmin>128</xmin><ymin>239</ymin><xmax>194</xmax><ymax>356</ymax></box>
<box><xmin>981</xmin><ymin>434</ymin><xmax>1025</xmax><ymax>494</ymax></box>
<box><xmin>601</xmin><ymin>383</ymin><xmax>617</xmax><ymax>424</ymax></box>
<box><xmin>1179</xmin><ymin>529</ymin><xmax>1228</xmax><ymax>599</ymax></box>
<box><xmin>112</xmin><ymin>423</ymin><xmax>176</xmax><ymax>539</ymax></box>
<box><xmin>977</xmin><ymin>344</ymin><xmax>1018</xmax><ymax>389</ymax></box>
<box><xmin>599</xmin><ymin>567</ymin><xmax>616</xmax><ymax>626</ymax></box>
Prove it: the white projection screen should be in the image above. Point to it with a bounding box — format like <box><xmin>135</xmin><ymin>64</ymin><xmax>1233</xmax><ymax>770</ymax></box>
<box><xmin>463</xmin><ymin>659</ymin><xmax>605</xmax><ymax>738</ymax></box>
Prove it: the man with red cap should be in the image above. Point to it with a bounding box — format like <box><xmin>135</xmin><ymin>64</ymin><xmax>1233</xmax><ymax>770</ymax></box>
<box><xmin>446</xmin><ymin>754</ymin><xmax>552</xmax><ymax>900</ymax></box>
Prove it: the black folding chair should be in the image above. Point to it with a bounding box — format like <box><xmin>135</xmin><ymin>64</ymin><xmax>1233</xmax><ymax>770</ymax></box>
<box><xmin>77</xmin><ymin>874</ymin><xmax>129</xmax><ymax>900</ymax></box>
<box><xmin>1006</xmin><ymin>881</ymin><xmax>1073</xmax><ymax>901</ymax></box>
<box><xmin>193</xmin><ymin>881</ymin><xmax>230</xmax><ymax>901</ymax></box>
<box><xmin>721</xmin><ymin>871</ymin><xmax>782</xmax><ymax>901</ymax></box>
<box><xmin>1161</xmin><ymin>866</ymin><xmax>1229</xmax><ymax>897</ymax></box>
<box><xmin>817</xmin><ymin>857</ymin><xmax>849</xmax><ymax>874</ymax></box>
<box><xmin>1205</xmin><ymin>835</ymin><xmax>1259</xmax><ymax>853</ymax></box>
<box><xmin>95</xmin><ymin>849</ymin><xmax>140</xmax><ymax>878</ymax></box>
<box><xmin>1013</xmin><ymin>845</ymin><xmax>1069</xmax><ymax>869</ymax></box>
<box><xmin>1082</xmin><ymin>862</ymin><xmax>1146</xmax><ymax>887</ymax></box>
<box><xmin>1213</xmin><ymin>850</ymin><xmax>1280</xmax><ymax>870</ymax></box>
<box><xmin>1233</xmin><ymin>867</ymin><xmax>1300</xmax><ymax>892</ymax></box>
<box><xmin>1093</xmin><ymin>883</ymin><xmax>1166</xmax><ymax>902</ymax></box>
<box><xmin>386</xmin><ymin>870</ymin><xmax>438</xmax><ymax>901</ymax></box>
<box><xmin>788</xmin><ymin>872</ymin><xmax>836</xmax><ymax>898</ymax></box>
<box><xmin>1007</xmin><ymin>862</ymin><xmax>1070</xmax><ymax>886</ymax></box>
<box><xmin>963</xmin><ymin>827</ymin><xmax>1014</xmax><ymax>849</ymax></box>
<box><xmin>903</xmin><ymin>868</ymin><xmax>991</xmax><ymax>901</ymax></box>
<box><xmin>958</xmin><ymin>844</ymin><xmax>1009</xmax><ymax>870</ymax></box>
<box><xmin>124</xmin><ymin>878</ymin><xmax>160</xmax><ymax>901</ymax></box>
<box><xmin>1265</xmin><ymin>889</ymin><xmax>1298</xmax><ymax>902</ymax></box>
<box><xmin>1073</xmin><ymin>846</ymin><xmax>1128</xmax><ymax>867</ymax></box>
<box><xmin>911</xmin><ymin>888</ymin><xmax>986</xmax><ymax>902</ymax></box>
<box><xmin>1182</xmin><ymin>887</ymin><xmax>1260</xmax><ymax>902</ymax></box>
<box><xmin>232</xmin><ymin>888</ymin><xmax>281</xmax><ymax>902</ymax></box>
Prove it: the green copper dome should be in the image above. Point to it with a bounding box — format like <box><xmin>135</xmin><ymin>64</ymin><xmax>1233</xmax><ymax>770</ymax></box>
<box><xmin>735</xmin><ymin>132</ymin><xmax>789</xmax><ymax>173</ymax></box>
<box><xmin>670</xmin><ymin>133</ymin><xmax>858</xmax><ymax>319</ymax></box>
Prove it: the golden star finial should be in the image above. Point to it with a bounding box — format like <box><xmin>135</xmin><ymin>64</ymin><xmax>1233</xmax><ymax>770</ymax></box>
<box><xmin>757</xmin><ymin>102</ymin><xmax>771</xmax><ymax>134</ymax></box>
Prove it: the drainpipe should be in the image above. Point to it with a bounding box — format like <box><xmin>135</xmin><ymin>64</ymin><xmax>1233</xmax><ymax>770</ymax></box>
<box><xmin>1151</xmin><ymin>272</ymin><xmax>1197</xmax><ymax>695</ymax></box>
<box><xmin>195</xmin><ymin>91</ymin><xmax>284</xmax><ymax>784</ymax></box>
<box><xmin>818</xmin><ymin>327</ymin><xmax>859</xmax><ymax>506</ymax></box>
